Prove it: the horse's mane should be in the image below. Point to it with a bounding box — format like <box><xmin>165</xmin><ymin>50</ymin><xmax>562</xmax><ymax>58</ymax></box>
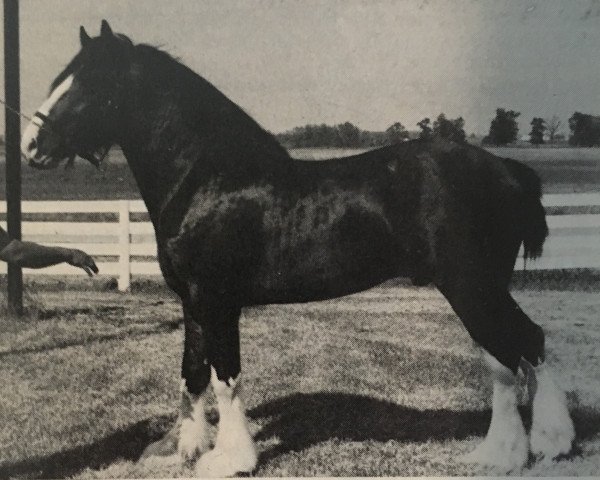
<box><xmin>132</xmin><ymin>43</ymin><xmax>291</xmax><ymax>169</ymax></box>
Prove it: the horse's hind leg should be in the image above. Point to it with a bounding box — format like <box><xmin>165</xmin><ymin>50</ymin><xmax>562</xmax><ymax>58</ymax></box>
<box><xmin>194</xmin><ymin>299</ymin><xmax>257</xmax><ymax>477</ymax></box>
<box><xmin>437</xmin><ymin>277</ymin><xmax>573</xmax><ymax>471</ymax></box>
<box><xmin>497</xmin><ymin>297</ymin><xmax>574</xmax><ymax>464</ymax></box>
<box><xmin>459</xmin><ymin>348</ymin><xmax>528</xmax><ymax>471</ymax></box>
<box><xmin>521</xmin><ymin>354</ymin><xmax>575</xmax><ymax>462</ymax></box>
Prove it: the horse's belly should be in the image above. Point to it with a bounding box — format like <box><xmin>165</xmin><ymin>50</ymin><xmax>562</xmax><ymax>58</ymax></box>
<box><xmin>253</xmin><ymin>261</ymin><xmax>397</xmax><ymax>304</ymax></box>
<box><xmin>252</xmin><ymin>224</ymin><xmax>404</xmax><ymax>303</ymax></box>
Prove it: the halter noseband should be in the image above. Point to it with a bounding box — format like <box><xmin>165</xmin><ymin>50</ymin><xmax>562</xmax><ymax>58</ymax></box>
<box><xmin>32</xmin><ymin>111</ymin><xmax>60</xmax><ymax>137</ymax></box>
<box><xmin>33</xmin><ymin>111</ymin><xmax>52</xmax><ymax>126</ymax></box>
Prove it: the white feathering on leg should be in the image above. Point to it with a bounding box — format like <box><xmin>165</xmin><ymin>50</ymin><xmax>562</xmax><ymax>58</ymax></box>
<box><xmin>458</xmin><ymin>352</ymin><xmax>528</xmax><ymax>472</ymax></box>
<box><xmin>195</xmin><ymin>367</ymin><xmax>257</xmax><ymax>477</ymax></box>
<box><xmin>178</xmin><ymin>379</ymin><xmax>210</xmax><ymax>461</ymax></box>
<box><xmin>530</xmin><ymin>363</ymin><xmax>575</xmax><ymax>462</ymax></box>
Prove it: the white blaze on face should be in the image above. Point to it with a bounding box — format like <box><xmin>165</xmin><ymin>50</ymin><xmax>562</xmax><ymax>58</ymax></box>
<box><xmin>21</xmin><ymin>75</ymin><xmax>74</xmax><ymax>160</ymax></box>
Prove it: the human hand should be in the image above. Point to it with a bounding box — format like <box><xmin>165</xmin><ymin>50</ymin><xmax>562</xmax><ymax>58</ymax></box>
<box><xmin>68</xmin><ymin>249</ymin><xmax>99</xmax><ymax>277</ymax></box>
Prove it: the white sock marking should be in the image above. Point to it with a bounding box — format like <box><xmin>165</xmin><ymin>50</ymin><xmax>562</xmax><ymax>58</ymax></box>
<box><xmin>195</xmin><ymin>367</ymin><xmax>257</xmax><ymax>476</ymax></box>
<box><xmin>178</xmin><ymin>379</ymin><xmax>210</xmax><ymax>460</ymax></box>
<box><xmin>459</xmin><ymin>352</ymin><xmax>528</xmax><ymax>472</ymax></box>
<box><xmin>530</xmin><ymin>363</ymin><xmax>574</xmax><ymax>461</ymax></box>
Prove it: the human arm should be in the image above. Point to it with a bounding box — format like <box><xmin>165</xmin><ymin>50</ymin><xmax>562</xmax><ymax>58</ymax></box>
<box><xmin>0</xmin><ymin>227</ymin><xmax>98</xmax><ymax>276</ymax></box>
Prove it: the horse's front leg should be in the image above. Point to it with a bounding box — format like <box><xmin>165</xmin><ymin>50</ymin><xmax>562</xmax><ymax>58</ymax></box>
<box><xmin>195</xmin><ymin>301</ymin><xmax>258</xmax><ymax>477</ymax></box>
<box><xmin>141</xmin><ymin>302</ymin><xmax>211</xmax><ymax>464</ymax></box>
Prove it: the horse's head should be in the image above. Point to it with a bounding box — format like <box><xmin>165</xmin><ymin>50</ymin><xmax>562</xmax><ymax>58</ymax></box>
<box><xmin>21</xmin><ymin>20</ymin><xmax>134</xmax><ymax>169</ymax></box>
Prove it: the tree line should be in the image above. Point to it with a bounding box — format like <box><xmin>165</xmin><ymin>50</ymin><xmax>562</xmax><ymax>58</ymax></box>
<box><xmin>275</xmin><ymin>109</ymin><xmax>600</xmax><ymax>148</ymax></box>
<box><xmin>486</xmin><ymin>110</ymin><xmax>600</xmax><ymax>146</ymax></box>
<box><xmin>275</xmin><ymin>113</ymin><xmax>467</xmax><ymax>148</ymax></box>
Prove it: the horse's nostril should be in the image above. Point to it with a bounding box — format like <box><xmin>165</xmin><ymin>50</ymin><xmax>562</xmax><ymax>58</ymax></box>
<box><xmin>28</xmin><ymin>138</ymin><xmax>37</xmax><ymax>151</ymax></box>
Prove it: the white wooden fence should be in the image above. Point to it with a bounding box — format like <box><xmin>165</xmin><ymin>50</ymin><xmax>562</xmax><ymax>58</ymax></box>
<box><xmin>1</xmin><ymin>193</ymin><xmax>600</xmax><ymax>291</ymax></box>
<box><xmin>0</xmin><ymin>200</ymin><xmax>158</xmax><ymax>291</ymax></box>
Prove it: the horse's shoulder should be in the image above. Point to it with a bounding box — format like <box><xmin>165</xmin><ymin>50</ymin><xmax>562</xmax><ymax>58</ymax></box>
<box><xmin>165</xmin><ymin>183</ymin><xmax>271</xmax><ymax>248</ymax></box>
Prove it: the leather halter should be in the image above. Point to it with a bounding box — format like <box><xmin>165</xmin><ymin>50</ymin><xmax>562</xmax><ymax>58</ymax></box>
<box><xmin>32</xmin><ymin>111</ymin><xmax>59</xmax><ymax>136</ymax></box>
<box><xmin>33</xmin><ymin>111</ymin><xmax>52</xmax><ymax>125</ymax></box>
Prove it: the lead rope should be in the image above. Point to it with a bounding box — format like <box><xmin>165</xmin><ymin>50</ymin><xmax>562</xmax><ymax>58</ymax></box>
<box><xmin>0</xmin><ymin>97</ymin><xmax>54</xmax><ymax>135</ymax></box>
<box><xmin>1</xmin><ymin>97</ymin><xmax>34</xmax><ymax>123</ymax></box>
<box><xmin>1</xmin><ymin>97</ymin><xmax>83</xmax><ymax>172</ymax></box>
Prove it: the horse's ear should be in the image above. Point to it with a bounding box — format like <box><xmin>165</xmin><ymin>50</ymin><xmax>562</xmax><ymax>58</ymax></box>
<box><xmin>79</xmin><ymin>26</ymin><xmax>91</xmax><ymax>47</ymax></box>
<box><xmin>100</xmin><ymin>19</ymin><xmax>114</xmax><ymax>38</ymax></box>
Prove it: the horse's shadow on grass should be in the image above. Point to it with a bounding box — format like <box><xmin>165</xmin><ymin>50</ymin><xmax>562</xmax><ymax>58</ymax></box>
<box><xmin>249</xmin><ymin>392</ymin><xmax>493</xmax><ymax>464</ymax></box>
<box><xmin>0</xmin><ymin>414</ymin><xmax>175</xmax><ymax>479</ymax></box>
<box><xmin>2</xmin><ymin>391</ymin><xmax>599</xmax><ymax>479</ymax></box>
<box><xmin>250</xmin><ymin>392</ymin><xmax>600</xmax><ymax>465</ymax></box>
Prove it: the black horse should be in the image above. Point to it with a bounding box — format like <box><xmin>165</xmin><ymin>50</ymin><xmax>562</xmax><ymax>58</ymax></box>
<box><xmin>22</xmin><ymin>21</ymin><xmax>574</xmax><ymax>476</ymax></box>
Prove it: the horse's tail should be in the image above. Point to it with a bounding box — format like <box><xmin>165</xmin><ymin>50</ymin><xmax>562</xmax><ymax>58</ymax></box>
<box><xmin>506</xmin><ymin>159</ymin><xmax>548</xmax><ymax>260</ymax></box>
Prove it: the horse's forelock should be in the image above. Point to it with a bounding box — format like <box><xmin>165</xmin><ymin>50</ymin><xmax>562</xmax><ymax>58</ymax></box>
<box><xmin>49</xmin><ymin>33</ymin><xmax>135</xmax><ymax>95</ymax></box>
<box><xmin>49</xmin><ymin>55</ymin><xmax>81</xmax><ymax>94</ymax></box>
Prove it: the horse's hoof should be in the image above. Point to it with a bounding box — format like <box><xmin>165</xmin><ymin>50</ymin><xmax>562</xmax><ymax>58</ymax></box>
<box><xmin>178</xmin><ymin>427</ymin><xmax>210</xmax><ymax>463</ymax></box>
<box><xmin>530</xmin><ymin>418</ymin><xmax>575</xmax><ymax>462</ymax></box>
<box><xmin>457</xmin><ymin>437</ymin><xmax>528</xmax><ymax>473</ymax></box>
<box><xmin>195</xmin><ymin>448</ymin><xmax>257</xmax><ymax>478</ymax></box>
<box><xmin>530</xmin><ymin>387</ymin><xmax>575</xmax><ymax>462</ymax></box>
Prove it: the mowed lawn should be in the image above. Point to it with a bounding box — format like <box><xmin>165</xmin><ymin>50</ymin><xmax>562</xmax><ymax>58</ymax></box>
<box><xmin>1</xmin><ymin>285</ymin><xmax>599</xmax><ymax>478</ymax></box>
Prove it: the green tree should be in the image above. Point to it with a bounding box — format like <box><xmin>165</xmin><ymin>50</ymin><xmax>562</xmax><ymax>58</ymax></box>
<box><xmin>486</xmin><ymin>108</ymin><xmax>520</xmax><ymax>145</ymax></box>
<box><xmin>385</xmin><ymin>122</ymin><xmax>409</xmax><ymax>144</ymax></box>
<box><xmin>335</xmin><ymin>122</ymin><xmax>361</xmax><ymax>147</ymax></box>
<box><xmin>432</xmin><ymin>113</ymin><xmax>466</xmax><ymax>143</ymax></box>
<box><xmin>568</xmin><ymin>112</ymin><xmax>600</xmax><ymax>146</ymax></box>
<box><xmin>529</xmin><ymin>117</ymin><xmax>546</xmax><ymax>145</ymax></box>
<box><xmin>417</xmin><ymin>118</ymin><xmax>432</xmax><ymax>140</ymax></box>
<box><xmin>545</xmin><ymin>115</ymin><xmax>562</xmax><ymax>144</ymax></box>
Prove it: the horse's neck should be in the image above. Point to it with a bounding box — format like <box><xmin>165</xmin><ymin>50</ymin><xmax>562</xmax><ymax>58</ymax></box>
<box><xmin>118</xmin><ymin>79</ymin><xmax>290</xmax><ymax>234</ymax></box>
<box><xmin>119</xmin><ymin>143</ymin><xmax>195</xmax><ymax>229</ymax></box>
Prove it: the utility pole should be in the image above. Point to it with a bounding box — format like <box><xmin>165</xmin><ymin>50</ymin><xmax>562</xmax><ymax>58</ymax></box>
<box><xmin>4</xmin><ymin>0</ymin><xmax>23</xmax><ymax>316</ymax></box>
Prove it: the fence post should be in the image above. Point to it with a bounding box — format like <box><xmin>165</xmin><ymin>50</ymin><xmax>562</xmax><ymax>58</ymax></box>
<box><xmin>118</xmin><ymin>200</ymin><xmax>131</xmax><ymax>291</ymax></box>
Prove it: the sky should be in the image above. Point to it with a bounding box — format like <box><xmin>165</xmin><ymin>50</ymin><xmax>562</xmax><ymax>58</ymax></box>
<box><xmin>2</xmin><ymin>0</ymin><xmax>600</xmax><ymax>136</ymax></box>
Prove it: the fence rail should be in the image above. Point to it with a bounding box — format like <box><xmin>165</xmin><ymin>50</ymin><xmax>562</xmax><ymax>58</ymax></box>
<box><xmin>0</xmin><ymin>200</ymin><xmax>158</xmax><ymax>290</ymax></box>
<box><xmin>2</xmin><ymin>195</ymin><xmax>600</xmax><ymax>291</ymax></box>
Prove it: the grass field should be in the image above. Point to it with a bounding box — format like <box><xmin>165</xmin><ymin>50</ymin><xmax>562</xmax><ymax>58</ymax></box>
<box><xmin>1</xmin><ymin>283</ymin><xmax>599</xmax><ymax>478</ymax></box>
<box><xmin>0</xmin><ymin>145</ymin><xmax>599</xmax><ymax>200</ymax></box>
